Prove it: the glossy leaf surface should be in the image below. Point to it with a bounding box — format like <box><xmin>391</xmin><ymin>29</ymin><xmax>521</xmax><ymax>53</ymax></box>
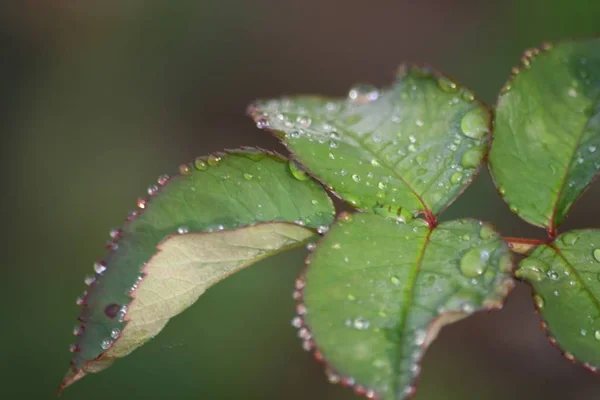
<box><xmin>61</xmin><ymin>149</ymin><xmax>335</xmax><ymax>391</ymax></box>
<box><xmin>489</xmin><ymin>39</ymin><xmax>600</xmax><ymax>231</ymax></box>
<box><xmin>299</xmin><ymin>213</ymin><xmax>514</xmax><ymax>399</ymax></box>
<box><xmin>249</xmin><ymin>66</ymin><xmax>491</xmax><ymax>219</ymax></box>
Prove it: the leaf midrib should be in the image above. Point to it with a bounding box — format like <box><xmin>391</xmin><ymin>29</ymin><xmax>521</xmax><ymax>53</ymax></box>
<box><xmin>393</xmin><ymin>228</ymin><xmax>432</xmax><ymax>397</ymax></box>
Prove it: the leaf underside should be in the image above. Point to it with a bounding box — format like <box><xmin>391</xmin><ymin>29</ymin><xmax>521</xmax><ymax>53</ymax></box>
<box><xmin>249</xmin><ymin>65</ymin><xmax>491</xmax><ymax>219</ymax></box>
<box><xmin>298</xmin><ymin>213</ymin><xmax>514</xmax><ymax>400</ymax></box>
<box><xmin>61</xmin><ymin>148</ymin><xmax>335</xmax><ymax>391</ymax></box>
<box><xmin>489</xmin><ymin>38</ymin><xmax>600</xmax><ymax>231</ymax></box>
<box><xmin>516</xmin><ymin>229</ymin><xmax>600</xmax><ymax>370</ymax></box>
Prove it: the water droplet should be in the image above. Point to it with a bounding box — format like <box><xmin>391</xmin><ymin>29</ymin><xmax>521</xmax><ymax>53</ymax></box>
<box><xmin>101</xmin><ymin>339</ymin><xmax>113</xmax><ymax>350</ymax></box>
<box><xmin>351</xmin><ymin>174</ymin><xmax>361</xmax><ymax>182</ymax></box>
<box><xmin>343</xmin><ymin>193</ymin><xmax>361</xmax><ymax>207</ymax></box>
<box><xmin>296</xmin><ymin>116</ymin><xmax>312</xmax><ymax>128</ymax></box>
<box><xmin>94</xmin><ymin>261</ymin><xmax>107</xmax><ymax>275</ymax></box>
<box><xmin>390</xmin><ymin>276</ymin><xmax>401</xmax><ymax>286</ymax></box>
<box><xmin>459</xmin><ymin>248</ymin><xmax>489</xmax><ymax>277</ymax></box>
<box><xmin>593</xmin><ymin>249</ymin><xmax>600</xmax><ymax>262</ymax></box>
<box><xmin>291</xmin><ymin>316</ymin><xmax>303</xmax><ymax>328</ymax></box>
<box><xmin>352</xmin><ymin>317</ymin><xmax>370</xmax><ymax>330</ymax></box>
<box><xmin>137</xmin><ymin>198</ymin><xmax>147</xmax><ymax>209</ymax></box>
<box><xmin>194</xmin><ymin>158</ymin><xmax>208</xmax><ymax>170</ymax></box>
<box><xmin>348</xmin><ymin>84</ymin><xmax>379</xmax><ymax>104</ymax></box>
<box><xmin>147</xmin><ymin>184</ymin><xmax>159</xmax><ymax>196</ymax></box>
<box><xmin>595</xmin><ymin>330</ymin><xmax>600</xmax><ymax>340</ymax></box>
<box><xmin>104</xmin><ymin>303</ymin><xmax>121</xmax><ymax>318</ymax></box>
<box><xmin>289</xmin><ymin>160</ymin><xmax>309</xmax><ymax>181</ymax></box>
<box><xmin>461</xmin><ymin>90</ymin><xmax>475</xmax><ymax>102</ymax></box>
<box><xmin>347</xmin><ymin>294</ymin><xmax>356</xmax><ymax>301</ymax></box>
<box><xmin>207</xmin><ymin>154</ymin><xmax>221</xmax><ymax>166</ymax></box>
<box><xmin>296</xmin><ymin>304</ymin><xmax>307</xmax><ymax>315</ymax></box>
<box><xmin>317</xmin><ymin>225</ymin><xmax>329</xmax><ymax>234</ymax></box>
<box><xmin>73</xmin><ymin>325</ymin><xmax>83</xmax><ymax>336</ymax></box>
<box><xmin>157</xmin><ymin>174</ymin><xmax>170</xmax><ymax>185</ymax></box>
<box><xmin>437</xmin><ymin>76</ymin><xmax>458</xmax><ymax>92</ymax></box>
<box><xmin>75</xmin><ymin>296</ymin><xmax>85</xmax><ymax>306</ymax></box>
<box><xmin>111</xmin><ymin>329</ymin><xmax>121</xmax><ymax>339</ymax></box>
<box><xmin>589</xmin><ymin>145</ymin><xmax>597</xmax><ymax>153</ymax></box>
<box><xmin>415</xmin><ymin>120</ymin><xmax>424</xmax><ymax>127</ymax></box>
<box><xmin>547</xmin><ymin>270</ymin><xmax>559</xmax><ymax>280</ymax></box>
<box><xmin>533</xmin><ymin>295</ymin><xmax>544</xmax><ymax>309</ymax></box>
<box><xmin>553</xmin><ymin>289</ymin><xmax>560</xmax><ymax>296</ymax></box>
<box><xmin>84</xmin><ymin>275</ymin><xmax>96</xmax><ymax>286</ymax></box>
<box><xmin>515</xmin><ymin>259</ymin><xmax>547</xmax><ymax>282</ymax></box>
<box><xmin>461</xmin><ymin>146</ymin><xmax>486</xmax><ymax>168</ymax></box>
<box><xmin>306</xmin><ymin>242</ymin><xmax>316</xmax><ymax>251</ymax></box>
<box><xmin>460</xmin><ymin>108</ymin><xmax>489</xmax><ymax>139</ymax></box>
<box><xmin>326</xmin><ymin>368</ymin><xmax>340</xmax><ymax>384</ymax></box>
<box><xmin>256</xmin><ymin>119</ymin><xmax>269</xmax><ymax>129</ymax></box>
<box><xmin>450</xmin><ymin>172</ymin><xmax>463</xmax><ymax>184</ymax></box>
<box><xmin>414</xmin><ymin>329</ymin><xmax>427</xmax><ymax>346</ymax></box>
<box><xmin>177</xmin><ymin>226</ymin><xmax>189</xmax><ymax>234</ymax></box>
<box><xmin>581</xmin><ymin>328</ymin><xmax>587</xmax><ymax>336</ymax></box>
<box><xmin>243</xmin><ymin>172</ymin><xmax>253</xmax><ymax>180</ymax></box>
<box><xmin>479</xmin><ymin>223</ymin><xmax>496</xmax><ymax>240</ymax></box>
<box><xmin>568</xmin><ymin>88</ymin><xmax>578</xmax><ymax>98</ymax></box>
<box><xmin>179</xmin><ymin>164</ymin><xmax>192</xmax><ymax>176</ymax></box>
<box><xmin>561</xmin><ymin>232</ymin><xmax>578</xmax><ymax>246</ymax></box>
<box><xmin>69</xmin><ymin>344</ymin><xmax>79</xmax><ymax>353</ymax></box>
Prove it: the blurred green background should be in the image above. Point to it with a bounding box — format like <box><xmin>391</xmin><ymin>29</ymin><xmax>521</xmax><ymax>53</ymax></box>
<box><xmin>2</xmin><ymin>1</ymin><xmax>600</xmax><ymax>399</ymax></box>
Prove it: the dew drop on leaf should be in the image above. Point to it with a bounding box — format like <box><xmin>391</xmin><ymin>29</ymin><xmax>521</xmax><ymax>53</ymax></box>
<box><xmin>93</xmin><ymin>261</ymin><xmax>107</xmax><ymax>275</ymax></box>
<box><xmin>288</xmin><ymin>160</ymin><xmax>310</xmax><ymax>181</ymax></box>
<box><xmin>179</xmin><ymin>164</ymin><xmax>192</xmax><ymax>176</ymax></box>
<box><xmin>194</xmin><ymin>158</ymin><xmax>208</xmax><ymax>171</ymax></box>
<box><xmin>461</xmin><ymin>146</ymin><xmax>486</xmax><ymax>169</ymax></box>
<box><xmin>450</xmin><ymin>172</ymin><xmax>463</xmax><ymax>184</ymax></box>
<box><xmin>533</xmin><ymin>295</ymin><xmax>544</xmax><ymax>309</ymax></box>
<box><xmin>348</xmin><ymin>84</ymin><xmax>379</xmax><ymax>104</ymax></box>
<box><xmin>516</xmin><ymin>259</ymin><xmax>547</xmax><ymax>282</ymax></box>
<box><xmin>460</xmin><ymin>107</ymin><xmax>489</xmax><ymax>139</ymax></box>
<box><xmin>437</xmin><ymin>76</ymin><xmax>458</xmax><ymax>93</ymax></box>
<box><xmin>593</xmin><ymin>248</ymin><xmax>600</xmax><ymax>262</ymax></box>
<box><xmin>459</xmin><ymin>248</ymin><xmax>489</xmax><ymax>277</ymax></box>
<box><xmin>207</xmin><ymin>154</ymin><xmax>221</xmax><ymax>166</ymax></box>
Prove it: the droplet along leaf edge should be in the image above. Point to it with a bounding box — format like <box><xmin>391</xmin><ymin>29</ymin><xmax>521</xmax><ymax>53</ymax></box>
<box><xmin>489</xmin><ymin>38</ymin><xmax>600</xmax><ymax>233</ymax></box>
<box><xmin>292</xmin><ymin>213</ymin><xmax>515</xmax><ymax>400</ymax></box>
<box><xmin>61</xmin><ymin>147</ymin><xmax>336</xmax><ymax>392</ymax></box>
<box><xmin>248</xmin><ymin>63</ymin><xmax>493</xmax><ymax>223</ymax></box>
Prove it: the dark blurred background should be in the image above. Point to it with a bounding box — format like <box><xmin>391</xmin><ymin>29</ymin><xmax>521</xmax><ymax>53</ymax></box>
<box><xmin>2</xmin><ymin>1</ymin><xmax>600</xmax><ymax>399</ymax></box>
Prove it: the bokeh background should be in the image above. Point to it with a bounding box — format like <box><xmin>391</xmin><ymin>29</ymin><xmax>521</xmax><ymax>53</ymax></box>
<box><xmin>2</xmin><ymin>1</ymin><xmax>600</xmax><ymax>399</ymax></box>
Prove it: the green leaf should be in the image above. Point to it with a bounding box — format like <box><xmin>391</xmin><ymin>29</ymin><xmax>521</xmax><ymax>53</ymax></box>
<box><xmin>61</xmin><ymin>148</ymin><xmax>335</xmax><ymax>391</ymax></box>
<box><xmin>515</xmin><ymin>229</ymin><xmax>600</xmax><ymax>371</ymax></box>
<box><xmin>298</xmin><ymin>213</ymin><xmax>514</xmax><ymax>399</ymax></box>
<box><xmin>489</xmin><ymin>39</ymin><xmax>600</xmax><ymax>232</ymax></box>
<box><xmin>248</xmin><ymin>66</ymin><xmax>491</xmax><ymax>220</ymax></box>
